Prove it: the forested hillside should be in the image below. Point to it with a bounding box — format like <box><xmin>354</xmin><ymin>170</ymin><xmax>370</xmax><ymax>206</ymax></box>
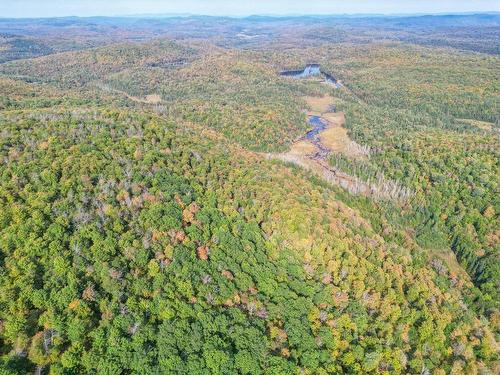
<box><xmin>0</xmin><ymin>14</ymin><xmax>498</xmax><ymax>375</ymax></box>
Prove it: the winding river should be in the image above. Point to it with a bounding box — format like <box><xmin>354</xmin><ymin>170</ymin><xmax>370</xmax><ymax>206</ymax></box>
<box><xmin>303</xmin><ymin>116</ymin><xmax>328</xmax><ymax>140</ymax></box>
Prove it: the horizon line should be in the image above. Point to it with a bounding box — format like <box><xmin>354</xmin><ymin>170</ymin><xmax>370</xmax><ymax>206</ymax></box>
<box><xmin>1</xmin><ymin>11</ymin><xmax>499</xmax><ymax>20</ymax></box>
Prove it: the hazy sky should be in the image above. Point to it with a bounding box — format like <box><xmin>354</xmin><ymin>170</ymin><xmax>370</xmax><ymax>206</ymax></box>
<box><xmin>2</xmin><ymin>0</ymin><xmax>499</xmax><ymax>18</ymax></box>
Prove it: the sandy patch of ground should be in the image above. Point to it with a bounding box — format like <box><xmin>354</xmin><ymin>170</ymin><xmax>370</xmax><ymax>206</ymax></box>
<box><xmin>320</xmin><ymin>111</ymin><xmax>370</xmax><ymax>159</ymax></box>
<box><xmin>288</xmin><ymin>140</ymin><xmax>318</xmax><ymax>155</ymax></box>
<box><xmin>145</xmin><ymin>94</ymin><xmax>162</xmax><ymax>104</ymax></box>
<box><xmin>320</xmin><ymin>126</ymin><xmax>348</xmax><ymax>153</ymax></box>
<box><xmin>317</xmin><ymin>112</ymin><xmax>348</xmax><ymax>153</ymax></box>
<box><xmin>304</xmin><ymin>95</ymin><xmax>334</xmax><ymax>113</ymax></box>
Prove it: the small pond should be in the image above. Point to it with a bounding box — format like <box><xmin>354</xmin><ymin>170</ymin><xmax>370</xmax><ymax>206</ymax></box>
<box><xmin>280</xmin><ymin>64</ymin><xmax>342</xmax><ymax>87</ymax></box>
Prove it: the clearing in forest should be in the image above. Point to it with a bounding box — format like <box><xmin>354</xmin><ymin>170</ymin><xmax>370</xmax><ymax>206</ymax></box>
<box><xmin>302</xmin><ymin>95</ymin><xmax>367</xmax><ymax>158</ymax></box>
<box><xmin>266</xmin><ymin>95</ymin><xmax>408</xmax><ymax>202</ymax></box>
<box><xmin>266</xmin><ymin>94</ymin><xmax>374</xmax><ymax>197</ymax></box>
<box><xmin>96</xmin><ymin>83</ymin><xmax>162</xmax><ymax>104</ymax></box>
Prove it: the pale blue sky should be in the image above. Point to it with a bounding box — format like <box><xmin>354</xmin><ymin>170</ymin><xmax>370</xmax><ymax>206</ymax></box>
<box><xmin>2</xmin><ymin>0</ymin><xmax>499</xmax><ymax>18</ymax></box>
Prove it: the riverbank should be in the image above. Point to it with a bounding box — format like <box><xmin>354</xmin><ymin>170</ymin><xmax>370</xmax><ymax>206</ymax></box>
<box><xmin>264</xmin><ymin>94</ymin><xmax>408</xmax><ymax>201</ymax></box>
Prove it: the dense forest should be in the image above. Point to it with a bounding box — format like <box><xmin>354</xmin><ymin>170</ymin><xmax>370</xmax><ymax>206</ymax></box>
<box><xmin>0</xmin><ymin>14</ymin><xmax>498</xmax><ymax>374</ymax></box>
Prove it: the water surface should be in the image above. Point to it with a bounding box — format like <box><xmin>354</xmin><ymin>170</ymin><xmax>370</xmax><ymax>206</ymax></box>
<box><xmin>280</xmin><ymin>64</ymin><xmax>341</xmax><ymax>87</ymax></box>
<box><xmin>303</xmin><ymin>115</ymin><xmax>328</xmax><ymax>140</ymax></box>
